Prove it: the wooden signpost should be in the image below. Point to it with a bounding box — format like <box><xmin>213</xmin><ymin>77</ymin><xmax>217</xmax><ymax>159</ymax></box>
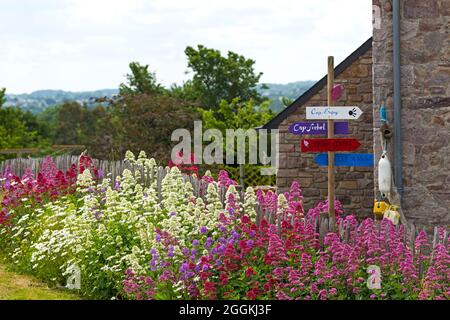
<box><xmin>293</xmin><ymin>57</ymin><xmax>366</xmax><ymax>228</ymax></box>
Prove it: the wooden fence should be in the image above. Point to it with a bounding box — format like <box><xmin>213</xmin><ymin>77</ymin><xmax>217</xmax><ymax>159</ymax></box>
<box><xmin>0</xmin><ymin>155</ymin><xmax>137</xmax><ymax>186</ymax></box>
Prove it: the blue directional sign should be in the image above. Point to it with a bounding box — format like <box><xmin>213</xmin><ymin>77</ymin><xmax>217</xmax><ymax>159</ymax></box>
<box><xmin>315</xmin><ymin>153</ymin><xmax>374</xmax><ymax>167</ymax></box>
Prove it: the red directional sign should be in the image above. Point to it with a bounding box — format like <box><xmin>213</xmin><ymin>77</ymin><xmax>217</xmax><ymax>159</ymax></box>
<box><xmin>301</xmin><ymin>138</ymin><xmax>361</xmax><ymax>152</ymax></box>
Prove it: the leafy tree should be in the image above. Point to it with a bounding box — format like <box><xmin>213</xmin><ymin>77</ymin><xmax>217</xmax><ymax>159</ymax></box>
<box><xmin>119</xmin><ymin>62</ymin><xmax>165</xmax><ymax>96</ymax></box>
<box><xmin>281</xmin><ymin>97</ymin><xmax>294</xmax><ymax>108</ymax></box>
<box><xmin>53</xmin><ymin>102</ymin><xmax>113</xmax><ymax>158</ymax></box>
<box><xmin>198</xmin><ymin>98</ymin><xmax>273</xmax><ymax>166</ymax></box>
<box><xmin>0</xmin><ymin>88</ymin><xmax>5</xmax><ymax>107</ymax></box>
<box><xmin>199</xmin><ymin>98</ymin><xmax>273</xmax><ymax>132</ymax></box>
<box><xmin>185</xmin><ymin>45</ymin><xmax>267</xmax><ymax>109</ymax></box>
<box><xmin>36</xmin><ymin>105</ymin><xmax>59</xmax><ymax>141</ymax></box>
<box><xmin>0</xmin><ymin>107</ymin><xmax>51</xmax><ymax>154</ymax></box>
<box><xmin>54</xmin><ymin>102</ymin><xmax>85</xmax><ymax>145</ymax></box>
<box><xmin>110</xmin><ymin>94</ymin><xmax>199</xmax><ymax>162</ymax></box>
<box><xmin>167</xmin><ymin>80</ymin><xmax>199</xmax><ymax>103</ymax></box>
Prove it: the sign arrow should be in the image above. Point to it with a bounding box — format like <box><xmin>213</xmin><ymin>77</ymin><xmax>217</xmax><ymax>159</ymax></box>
<box><xmin>289</xmin><ymin>121</ymin><xmax>349</xmax><ymax>135</ymax></box>
<box><xmin>301</xmin><ymin>138</ymin><xmax>361</xmax><ymax>152</ymax></box>
<box><xmin>306</xmin><ymin>106</ymin><xmax>363</xmax><ymax>120</ymax></box>
<box><xmin>315</xmin><ymin>153</ymin><xmax>374</xmax><ymax>167</ymax></box>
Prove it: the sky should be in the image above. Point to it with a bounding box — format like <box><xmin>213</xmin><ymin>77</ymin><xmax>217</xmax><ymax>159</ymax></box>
<box><xmin>0</xmin><ymin>0</ymin><xmax>373</xmax><ymax>94</ymax></box>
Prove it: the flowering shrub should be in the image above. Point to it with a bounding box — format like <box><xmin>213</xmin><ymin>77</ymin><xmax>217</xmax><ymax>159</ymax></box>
<box><xmin>168</xmin><ymin>151</ymin><xmax>199</xmax><ymax>176</ymax></box>
<box><xmin>0</xmin><ymin>151</ymin><xmax>448</xmax><ymax>300</ymax></box>
<box><xmin>126</xmin><ymin>182</ymin><xmax>449</xmax><ymax>300</ymax></box>
<box><xmin>0</xmin><ymin>155</ymin><xmax>99</xmax><ymax>225</ymax></box>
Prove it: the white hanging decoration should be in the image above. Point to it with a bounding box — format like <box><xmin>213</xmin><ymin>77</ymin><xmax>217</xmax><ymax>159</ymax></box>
<box><xmin>378</xmin><ymin>152</ymin><xmax>392</xmax><ymax>198</ymax></box>
<box><xmin>384</xmin><ymin>206</ymin><xmax>400</xmax><ymax>225</ymax></box>
<box><xmin>367</xmin><ymin>265</ymin><xmax>382</xmax><ymax>290</ymax></box>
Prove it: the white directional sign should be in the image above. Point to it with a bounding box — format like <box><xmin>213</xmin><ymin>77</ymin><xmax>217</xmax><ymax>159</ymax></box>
<box><xmin>306</xmin><ymin>106</ymin><xmax>363</xmax><ymax>120</ymax></box>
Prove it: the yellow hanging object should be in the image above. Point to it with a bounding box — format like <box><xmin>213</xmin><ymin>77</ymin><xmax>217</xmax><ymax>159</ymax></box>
<box><xmin>373</xmin><ymin>201</ymin><xmax>389</xmax><ymax>218</ymax></box>
<box><xmin>384</xmin><ymin>205</ymin><xmax>400</xmax><ymax>225</ymax></box>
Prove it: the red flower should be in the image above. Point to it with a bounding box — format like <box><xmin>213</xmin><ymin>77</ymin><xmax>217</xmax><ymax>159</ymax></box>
<box><xmin>219</xmin><ymin>273</ymin><xmax>229</xmax><ymax>285</ymax></box>
<box><xmin>204</xmin><ymin>281</ymin><xmax>217</xmax><ymax>298</ymax></box>
<box><xmin>241</xmin><ymin>215</ymin><xmax>250</xmax><ymax>224</ymax></box>
<box><xmin>246</xmin><ymin>288</ymin><xmax>260</xmax><ymax>300</ymax></box>
<box><xmin>245</xmin><ymin>267</ymin><xmax>255</xmax><ymax>278</ymax></box>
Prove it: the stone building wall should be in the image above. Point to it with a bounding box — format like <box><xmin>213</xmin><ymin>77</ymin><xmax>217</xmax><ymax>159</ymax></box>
<box><xmin>277</xmin><ymin>48</ymin><xmax>374</xmax><ymax>217</ymax></box>
<box><xmin>372</xmin><ymin>0</ymin><xmax>450</xmax><ymax>227</ymax></box>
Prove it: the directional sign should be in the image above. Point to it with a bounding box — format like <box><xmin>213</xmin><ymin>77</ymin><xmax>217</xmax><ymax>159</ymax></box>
<box><xmin>315</xmin><ymin>153</ymin><xmax>374</xmax><ymax>167</ymax></box>
<box><xmin>301</xmin><ymin>138</ymin><xmax>361</xmax><ymax>152</ymax></box>
<box><xmin>289</xmin><ymin>121</ymin><xmax>349</xmax><ymax>135</ymax></box>
<box><xmin>306</xmin><ymin>106</ymin><xmax>363</xmax><ymax>120</ymax></box>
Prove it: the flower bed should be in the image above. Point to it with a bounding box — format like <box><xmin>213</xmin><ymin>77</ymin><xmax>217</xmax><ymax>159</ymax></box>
<box><xmin>0</xmin><ymin>151</ymin><xmax>448</xmax><ymax>300</ymax></box>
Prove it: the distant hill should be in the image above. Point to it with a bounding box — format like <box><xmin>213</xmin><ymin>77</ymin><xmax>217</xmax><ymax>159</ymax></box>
<box><xmin>4</xmin><ymin>89</ymin><xmax>119</xmax><ymax>113</ymax></box>
<box><xmin>4</xmin><ymin>81</ymin><xmax>316</xmax><ymax>114</ymax></box>
<box><xmin>258</xmin><ymin>80</ymin><xmax>316</xmax><ymax>112</ymax></box>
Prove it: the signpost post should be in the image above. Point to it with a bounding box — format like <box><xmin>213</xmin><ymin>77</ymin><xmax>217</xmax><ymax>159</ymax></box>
<box><xmin>327</xmin><ymin>57</ymin><xmax>336</xmax><ymax>229</ymax></box>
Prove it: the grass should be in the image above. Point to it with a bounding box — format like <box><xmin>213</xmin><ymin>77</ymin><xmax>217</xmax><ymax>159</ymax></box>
<box><xmin>0</xmin><ymin>263</ymin><xmax>80</xmax><ymax>300</ymax></box>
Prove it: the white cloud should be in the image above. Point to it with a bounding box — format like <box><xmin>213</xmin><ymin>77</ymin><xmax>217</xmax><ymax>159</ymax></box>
<box><xmin>0</xmin><ymin>0</ymin><xmax>372</xmax><ymax>93</ymax></box>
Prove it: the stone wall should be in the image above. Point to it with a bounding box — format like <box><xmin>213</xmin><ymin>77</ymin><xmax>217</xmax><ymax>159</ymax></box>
<box><xmin>277</xmin><ymin>48</ymin><xmax>374</xmax><ymax>217</ymax></box>
<box><xmin>372</xmin><ymin>0</ymin><xmax>450</xmax><ymax>227</ymax></box>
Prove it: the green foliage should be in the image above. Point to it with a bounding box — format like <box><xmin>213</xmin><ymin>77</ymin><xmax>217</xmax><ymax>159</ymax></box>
<box><xmin>281</xmin><ymin>96</ymin><xmax>294</xmax><ymax>108</ymax></box>
<box><xmin>185</xmin><ymin>45</ymin><xmax>266</xmax><ymax>108</ymax></box>
<box><xmin>199</xmin><ymin>98</ymin><xmax>273</xmax><ymax>132</ymax></box>
<box><xmin>109</xmin><ymin>94</ymin><xmax>199</xmax><ymax>162</ymax></box>
<box><xmin>0</xmin><ymin>88</ymin><xmax>5</xmax><ymax>107</ymax></box>
<box><xmin>0</xmin><ymin>106</ymin><xmax>50</xmax><ymax>152</ymax></box>
<box><xmin>119</xmin><ymin>62</ymin><xmax>165</xmax><ymax>96</ymax></box>
<box><xmin>52</xmin><ymin>102</ymin><xmax>113</xmax><ymax>158</ymax></box>
<box><xmin>36</xmin><ymin>105</ymin><xmax>59</xmax><ymax>141</ymax></box>
<box><xmin>167</xmin><ymin>80</ymin><xmax>199</xmax><ymax>103</ymax></box>
<box><xmin>198</xmin><ymin>99</ymin><xmax>274</xmax><ymax>172</ymax></box>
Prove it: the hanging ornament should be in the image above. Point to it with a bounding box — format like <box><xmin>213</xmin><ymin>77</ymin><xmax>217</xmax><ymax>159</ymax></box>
<box><xmin>373</xmin><ymin>201</ymin><xmax>389</xmax><ymax>219</ymax></box>
<box><xmin>384</xmin><ymin>205</ymin><xmax>400</xmax><ymax>225</ymax></box>
<box><xmin>378</xmin><ymin>152</ymin><xmax>392</xmax><ymax>198</ymax></box>
<box><xmin>331</xmin><ymin>84</ymin><xmax>344</xmax><ymax>101</ymax></box>
<box><xmin>380</xmin><ymin>105</ymin><xmax>387</xmax><ymax>123</ymax></box>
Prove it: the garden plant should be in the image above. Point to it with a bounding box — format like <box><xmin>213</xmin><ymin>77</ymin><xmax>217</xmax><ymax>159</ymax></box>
<box><xmin>0</xmin><ymin>152</ymin><xmax>448</xmax><ymax>300</ymax></box>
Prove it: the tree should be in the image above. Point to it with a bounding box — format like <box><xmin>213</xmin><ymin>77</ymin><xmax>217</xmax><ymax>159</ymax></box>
<box><xmin>281</xmin><ymin>97</ymin><xmax>294</xmax><ymax>108</ymax></box>
<box><xmin>185</xmin><ymin>45</ymin><xmax>267</xmax><ymax>109</ymax></box>
<box><xmin>119</xmin><ymin>62</ymin><xmax>165</xmax><ymax>96</ymax></box>
<box><xmin>0</xmin><ymin>107</ymin><xmax>50</xmax><ymax>154</ymax></box>
<box><xmin>198</xmin><ymin>98</ymin><xmax>273</xmax><ymax>165</ymax></box>
<box><xmin>0</xmin><ymin>88</ymin><xmax>5</xmax><ymax>107</ymax></box>
<box><xmin>167</xmin><ymin>80</ymin><xmax>199</xmax><ymax>103</ymax></box>
<box><xmin>110</xmin><ymin>94</ymin><xmax>199</xmax><ymax>162</ymax></box>
<box><xmin>36</xmin><ymin>105</ymin><xmax>59</xmax><ymax>141</ymax></box>
<box><xmin>199</xmin><ymin>98</ymin><xmax>273</xmax><ymax>132</ymax></box>
<box><xmin>53</xmin><ymin>102</ymin><xmax>113</xmax><ymax>159</ymax></box>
